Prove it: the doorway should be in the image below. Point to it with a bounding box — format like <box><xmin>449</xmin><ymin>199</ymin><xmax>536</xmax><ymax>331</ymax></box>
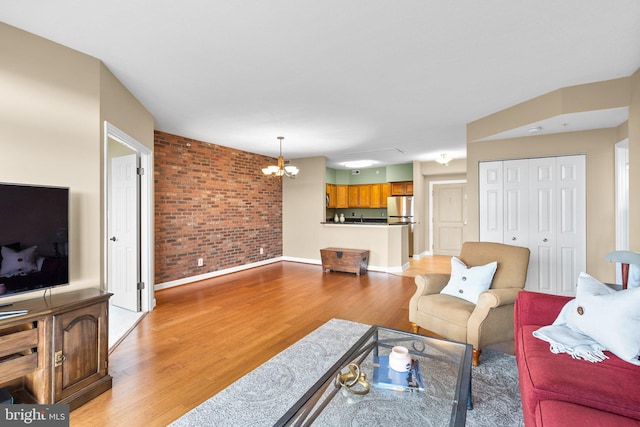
<box><xmin>430</xmin><ymin>180</ymin><xmax>466</xmax><ymax>256</ymax></box>
<box><xmin>103</xmin><ymin>122</ymin><xmax>154</xmax><ymax>338</ymax></box>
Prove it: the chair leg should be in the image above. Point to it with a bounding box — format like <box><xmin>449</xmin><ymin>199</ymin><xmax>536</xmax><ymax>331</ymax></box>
<box><xmin>472</xmin><ymin>348</ymin><xmax>481</xmax><ymax>366</ymax></box>
<box><xmin>410</xmin><ymin>323</ymin><xmax>419</xmax><ymax>334</ymax></box>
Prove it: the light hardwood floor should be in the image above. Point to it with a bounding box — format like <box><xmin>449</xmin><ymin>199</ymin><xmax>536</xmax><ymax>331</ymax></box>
<box><xmin>71</xmin><ymin>258</ymin><xmax>451</xmax><ymax>426</ymax></box>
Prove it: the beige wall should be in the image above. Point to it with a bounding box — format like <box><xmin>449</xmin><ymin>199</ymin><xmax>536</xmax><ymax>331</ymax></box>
<box><xmin>0</xmin><ymin>23</ymin><xmax>153</xmax><ymax>302</ymax></box>
<box><xmin>283</xmin><ymin>156</ymin><xmax>327</xmax><ymax>260</ymax></box>
<box><xmin>466</xmin><ymin>74</ymin><xmax>640</xmax><ymax>283</ymax></box>
<box><xmin>99</xmin><ymin>64</ymin><xmax>154</xmax><ymax>150</ymax></box>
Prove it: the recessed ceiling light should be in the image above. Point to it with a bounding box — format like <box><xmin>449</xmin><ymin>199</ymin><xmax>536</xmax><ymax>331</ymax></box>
<box><xmin>529</xmin><ymin>126</ymin><xmax>542</xmax><ymax>133</ymax></box>
<box><xmin>342</xmin><ymin>160</ymin><xmax>377</xmax><ymax>168</ymax></box>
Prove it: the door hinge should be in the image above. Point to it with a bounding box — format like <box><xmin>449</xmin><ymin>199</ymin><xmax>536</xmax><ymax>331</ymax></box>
<box><xmin>137</xmin><ymin>167</ymin><xmax>145</xmax><ymax>175</ymax></box>
<box><xmin>137</xmin><ymin>281</ymin><xmax>145</xmax><ymax>290</ymax></box>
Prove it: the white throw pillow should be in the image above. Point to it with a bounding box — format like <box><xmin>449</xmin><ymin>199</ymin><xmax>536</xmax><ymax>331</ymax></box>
<box><xmin>0</xmin><ymin>245</ymin><xmax>39</xmax><ymax>277</ymax></box>
<box><xmin>565</xmin><ymin>272</ymin><xmax>640</xmax><ymax>364</ymax></box>
<box><xmin>439</xmin><ymin>257</ymin><xmax>497</xmax><ymax>304</ymax></box>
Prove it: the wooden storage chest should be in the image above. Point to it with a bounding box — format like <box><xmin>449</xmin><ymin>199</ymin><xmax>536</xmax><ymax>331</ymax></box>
<box><xmin>320</xmin><ymin>248</ymin><xmax>370</xmax><ymax>275</ymax></box>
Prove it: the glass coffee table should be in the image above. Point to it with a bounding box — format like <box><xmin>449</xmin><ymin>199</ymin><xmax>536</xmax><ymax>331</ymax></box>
<box><xmin>274</xmin><ymin>325</ymin><xmax>472</xmax><ymax>426</ymax></box>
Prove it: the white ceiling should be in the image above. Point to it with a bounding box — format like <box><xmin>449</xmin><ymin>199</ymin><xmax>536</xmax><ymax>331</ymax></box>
<box><xmin>2</xmin><ymin>1</ymin><xmax>639</xmax><ymax>169</ymax></box>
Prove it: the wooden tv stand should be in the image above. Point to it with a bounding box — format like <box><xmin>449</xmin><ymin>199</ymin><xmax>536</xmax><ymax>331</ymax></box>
<box><xmin>0</xmin><ymin>288</ymin><xmax>112</xmax><ymax>410</ymax></box>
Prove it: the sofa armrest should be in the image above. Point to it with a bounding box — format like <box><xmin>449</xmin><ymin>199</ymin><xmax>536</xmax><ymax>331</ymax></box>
<box><xmin>515</xmin><ymin>290</ymin><xmax>572</xmax><ymax>327</ymax></box>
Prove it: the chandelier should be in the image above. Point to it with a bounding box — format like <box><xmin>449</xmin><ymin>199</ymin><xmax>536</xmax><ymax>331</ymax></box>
<box><xmin>262</xmin><ymin>136</ymin><xmax>299</xmax><ymax>178</ymax></box>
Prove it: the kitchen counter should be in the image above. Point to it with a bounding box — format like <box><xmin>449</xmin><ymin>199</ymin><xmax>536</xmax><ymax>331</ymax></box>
<box><xmin>321</xmin><ymin>221</ymin><xmax>410</xmax><ymax>226</ymax></box>
<box><xmin>321</xmin><ymin>221</ymin><xmax>391</xmax><ymax>225</ymax></box>
<box><xmin>323</xmin><ymin>218</ymin><xmax>396</xmax><ymax>225</ymax></box>
<box><xmin>319</xmin><ymin>222</ymin><xmax>410</xmax><ymax>273</ymax></box>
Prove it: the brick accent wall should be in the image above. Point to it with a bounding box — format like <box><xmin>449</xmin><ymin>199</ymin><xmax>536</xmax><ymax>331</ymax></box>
<box><xmin>154</xmin><ymin>131</ymin><xmax>282</xmax><ymax>284</ymax></box>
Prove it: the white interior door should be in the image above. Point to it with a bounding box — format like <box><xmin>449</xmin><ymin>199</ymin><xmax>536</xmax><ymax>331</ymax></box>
<box><xmin>479</xmin><ymin>161</ymin><xmax>503</xmax><ymax>243</ymax></box>
<box><xmin>555</xmin><ymin>155</ymin><xmax>586</xmax><ymax>294</ymax></box>
<box><xmin>528</xmin><ymin>157</ymin><xmax>557</xmax><ymax>294</ymax></box>
<box><xmin>528</xmin><ymin>155</ymin><xmax>585</xmax><ymax>295</ymax></box>
<box><xmin>432</xmin><ymin>183</ymin><xmax>465</xmax><ymax>255</ymax></box>
<box><xmin>503</xmin><ymin>159</ymin><xmax>529</xmax><ymax>248</ymax></box>
<box><xmin>109</xmin><ymin>154</ymin><xmax>140</xmax><ymax>311</ymax></box>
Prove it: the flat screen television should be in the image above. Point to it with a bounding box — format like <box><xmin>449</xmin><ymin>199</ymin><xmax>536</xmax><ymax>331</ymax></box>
<box><xmin>0</xmin><ymin>183</ymin><xmax>69</xmax><ymax>298</ymax></box>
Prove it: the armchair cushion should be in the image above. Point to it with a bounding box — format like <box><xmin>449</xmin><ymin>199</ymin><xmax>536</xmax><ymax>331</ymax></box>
<box><xmin>440</xmin><ymin>257</ymin><xmax>497</xmax><ymax>304</ymax></box>
<box><xmin>417</xmin><ymin>294</ymin><xmax>474</xmax><ymax>343</ymax></box>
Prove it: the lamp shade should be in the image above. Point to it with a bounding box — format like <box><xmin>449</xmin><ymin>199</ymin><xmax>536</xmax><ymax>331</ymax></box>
<box><xmin>604</xmin><ymin>250</ymin><xmax>640</xmax><ymax>265</ymax></box>
<box><xmin>262</xmin><ymin>137</ymin><xmax>299</xmax><ymax>178</ymax></box>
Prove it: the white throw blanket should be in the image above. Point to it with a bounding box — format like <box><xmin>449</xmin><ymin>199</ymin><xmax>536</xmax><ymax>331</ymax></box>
<box><xmin>532</xmin><ymin>299</ymin><xmax>608</xmax><ymax>363</ymax></box>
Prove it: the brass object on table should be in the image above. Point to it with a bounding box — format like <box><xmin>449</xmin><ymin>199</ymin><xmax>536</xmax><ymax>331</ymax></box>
<box><xmin>335</xmin><ymin>362</ymin><xmax>370</xmax><ymax>395</ymax></box>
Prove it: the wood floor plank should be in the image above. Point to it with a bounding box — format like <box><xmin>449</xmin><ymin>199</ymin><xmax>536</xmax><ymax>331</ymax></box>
<box><xmin>69</xmin><ymin>260</ymin><xmax>447</xmax><ymax>426</ymax></box>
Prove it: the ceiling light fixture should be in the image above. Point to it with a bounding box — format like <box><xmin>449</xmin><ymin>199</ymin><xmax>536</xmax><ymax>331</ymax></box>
<box><xmin>342</xmin><ymin>160</ymin><xmax>377</xmax><ymax>168</ymax></box>
<box><xmin>262</xmin><ymin>136</ymin><xmax>299</xmax><ymax>179</ymax></box>
<box><xmin>435</xmin><ymin>154</ymin><xmax>452</xmax><ymax>166</ymax></box>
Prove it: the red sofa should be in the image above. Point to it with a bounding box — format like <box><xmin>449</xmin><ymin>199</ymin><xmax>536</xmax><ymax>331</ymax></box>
<box><xmin>514</xmin><ymin>290</ymin><xmax>640</xmax><ymax>426</ymax></box>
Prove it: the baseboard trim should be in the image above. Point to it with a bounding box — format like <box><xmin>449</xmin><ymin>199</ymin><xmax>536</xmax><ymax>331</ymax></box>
<box><xmin>281</xmin><ymin>256</ymin><xmax>406</xmax><ymax>274</ymax></box>
<box><xmin>154</xmin><ymin>257</ymin><xmax>284</xmax><ymax>290</ymax></box>
<box><xmin>155</xmin><ymin>256</ymin><xmax>408</xmax><ymax>291</ymax></box>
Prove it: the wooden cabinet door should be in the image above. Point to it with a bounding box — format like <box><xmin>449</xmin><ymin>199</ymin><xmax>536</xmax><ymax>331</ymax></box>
<box><xmin>405</xmin><ymin>182</ymin><xmax>414</xmax><ymax>195</ymax></box>
<box><xmin>54</xmin><ymin>301</ymin><xmax>109</xmax><ymax>403</ymax></box>
<box><xmin>390</xmin><ymin>181</ymin><xmax>413</xmax><ymax>196</ymax></box>
<box><xmin>390</xmin><ymin>182</ymin><xmax>405</xmax><ymax>196</ymax></box>
<box><xmin>348</xmin><ymin>186</ymin><xmax>359</xmax><ymax>207</ymax></box>
<box><xmin>358</xmin><ymin>185</ymin><xmax>371</xmax><ymax>208</ymax></box>
<box><xmin>326</xmin><ymin>184</ymin><xmax>337</xmax><ymax>208</ymax></box>
<box><xmin>370</xmin><ymin>184</ymin><xmax>381</xmax><ymax>208</ymax></box>
<box><xmin>336</xmin><ymin>185</ymin><xmax>349</xmax><ymax>208</ymax></box>
<box><xmin>381</xmin><ymin>183</ymin><xmax>390</xmax><ymax>207</ymax></box>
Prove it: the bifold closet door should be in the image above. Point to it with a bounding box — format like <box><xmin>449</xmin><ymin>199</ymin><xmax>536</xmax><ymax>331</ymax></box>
<box><xmin>478</xmin><ymin>159</ymin><xmax>529</xmax><ymax>248</ymax></box>
<box><xmin>479</xmin><ymin>155</ymin><xmax>585</xmax><ymax>295</ymax></box>
<box><xmin>528</xmin><ymin>155</ymin><xmax>586</xmax><ymax>295</ymax></box>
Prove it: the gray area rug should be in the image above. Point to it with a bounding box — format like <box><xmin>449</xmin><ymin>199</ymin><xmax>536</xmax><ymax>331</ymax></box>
<box><xmin>171</xmin><ymin>319</ymin><xmax>523</xmax><ymax>426</ymax></box>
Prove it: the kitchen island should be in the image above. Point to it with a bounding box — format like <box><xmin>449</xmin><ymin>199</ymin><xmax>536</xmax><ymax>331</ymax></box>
<box><xmin>319</xmin><ymin>222</ymin><xmax>409</xmax><ymax>273</ymax></box>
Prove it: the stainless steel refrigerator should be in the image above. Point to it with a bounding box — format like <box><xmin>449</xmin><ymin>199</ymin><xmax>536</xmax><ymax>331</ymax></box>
<box><xmin>387</xmin><ymin>196</ymin><xmax>415</xmax><ymax>256</ymax></box>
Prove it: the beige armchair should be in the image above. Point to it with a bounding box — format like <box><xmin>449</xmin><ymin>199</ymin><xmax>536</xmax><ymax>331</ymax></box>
<box><xmin>409</xmin><ymin>242</ymin><xmax>530</xmax><ymax>366</ymax></box>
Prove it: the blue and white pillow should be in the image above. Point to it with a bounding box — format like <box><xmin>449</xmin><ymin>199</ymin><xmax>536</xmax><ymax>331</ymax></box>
<box><xmin>439</xmin><ymin>257</ymin><xmax>497</xmax><ymax>304</ymax></box>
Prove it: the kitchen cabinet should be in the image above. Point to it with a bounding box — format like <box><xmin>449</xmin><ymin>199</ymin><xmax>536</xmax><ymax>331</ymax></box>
<box><xmin>336</xmin><ymin>185</ymin><xmax>349</xmax><ymax>208</ymax></box>
<box><xmin>358</xmin><ymin>185</ymin><xmax>371</xmax><ymax>207</ymax></box>
<box><xmin>369</xmin><ymin>183</ymin><xmax>391</xmax><ymax>208</ymax></box>
<box><xmin>381</xmin><ymin>183</ymin><xmax>390</xmax><ymax>207</ymax></box>
<box><xmin>348</xmin><ymin>186</ymin><xmax>359</xmax><ymax>207</ymax></box>
<box><xmin>370</xmin><ymin>184</ymin><xmax>381</xmax><ymax>208</ymax></box>
<box><xmin>326</xmin><ymin>184</ymin><xmax>337</xmax><ymax>208</ymax></box>
<box><xmin>328</xmin><ymin>183</ymin><xmax>395</xmax><ymax>209</ymax></box>
<box><xmin>390</xmin><ymin>181</ymin><xmax>413</xmax><ymax>196</ymax></box>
